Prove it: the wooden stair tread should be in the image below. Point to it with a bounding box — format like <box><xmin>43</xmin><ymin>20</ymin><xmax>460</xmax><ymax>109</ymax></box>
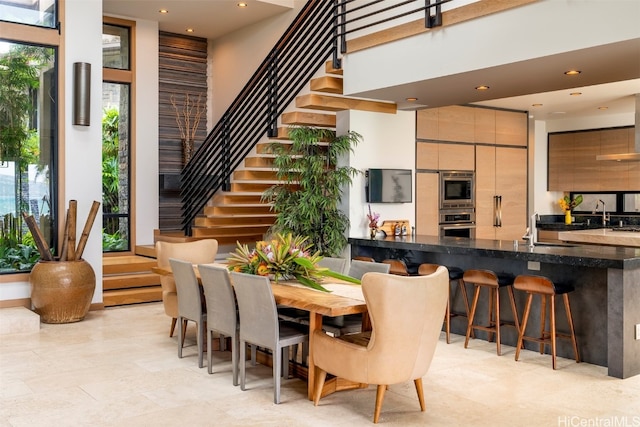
<box><xmin>103</xmin><ymin>287</ymin><xmax>162</xmax><ymax>307</ymax></box>
<box><xmin>310</xmin><ymin>76</ymin><xmax>343</xmax><ymax>94</ymax></box>
<box><xmin>325</xmin><ymin>60</ymin><xmax>343</xmax><ymax>75</ymax></box>
<box><xmin>296</xmin><ymin>93</ymin><xmax>396</xmax><ymax>114</ymax></box>
<box><xmin>103</xmin><ymin>273</ymin><xmax>161</xmax><ymax>290</ymax></box>
<box><xmin>280</xmin><ymin>111</ymin><xmax>336</xmax><ymax>127</ymax></box>
<box><xmin>103</xmin><ymin>255</ymin><xmax>157</xmax><ymax>275</ymax></box>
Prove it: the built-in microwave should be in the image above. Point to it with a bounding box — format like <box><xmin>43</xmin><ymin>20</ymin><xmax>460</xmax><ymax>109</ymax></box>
<box><xmin>440</xmin><ymin>171</ymin><xmax>475</xmax><ymax>209</ymax></box>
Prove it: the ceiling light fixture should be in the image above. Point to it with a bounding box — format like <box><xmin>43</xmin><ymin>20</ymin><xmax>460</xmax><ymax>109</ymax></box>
<box><xmin>598</xmin><ymin>106</ymin><xmax>609</xmax><ymax>110</ymax></box>
<box><xmin>475</xmin><ymin>85</ymin><xmax>490</xmax><ymax>90</ymax></box>
<box><xmin>570</xmin><ymin>92</ymin><xmax>582</xmax><ymax>96</ymax></box>
<box><xmin>238</xmin><ymin>2</ymin><xmax>248</xmax><ymax>7</ymax></box>
<box><xmin>406</xmin><ymin>97</ymin><xmax>418</xmax><ymax>102</ymax></box>
<box><xmin>186</xmin><ymin>28</ymin><xmax>194</xmax><ymax>33</ymax></box>
<box><xmin>531</xmin><ymin>103</ymin><xmax>543</xmax><ymax>107</ymax></box>
<box><xmin>158</xmin><ymin>9</ymin><xmax>168</xmax><ymax>14</ymax></box>
<box><xmin>564</xmin><ymin>70</ymin><xmax>581</xmax><ymax>75</ymax></box>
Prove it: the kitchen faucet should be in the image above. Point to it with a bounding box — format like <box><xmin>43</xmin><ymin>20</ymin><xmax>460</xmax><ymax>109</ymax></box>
<box><xmin>522</xmin><ymin>212</ymin><xmax>539</xmax><ymax>248</ymax></box>
<box><xmin>593</xmin><ymin>200</ymin><xmax>610</xmax><ymax>226</ymax></box>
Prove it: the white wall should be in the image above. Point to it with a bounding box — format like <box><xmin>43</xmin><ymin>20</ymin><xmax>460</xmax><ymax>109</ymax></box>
<box><xmin>134</xmin><ymin>20</ymin><xmax>160</xmax><ymax>245</ymax></box>
<box><xmin>62</xmin><ymin>0</ymin><xmax>104</xmax><ymax>303</ymax></box>
<box><xmin>207</xmin><ymin>1</ymin><xmax>305</xmax><ymax>124</ymax></box>
<box><xmin>338</xmin><ymin>110</ymin><xmax>416</xmax><ymax>237</ymax></box>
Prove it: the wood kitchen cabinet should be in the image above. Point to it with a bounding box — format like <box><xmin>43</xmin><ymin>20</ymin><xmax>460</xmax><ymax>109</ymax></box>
<box><xmin>416</xmin><ymin>142</ymin><xmax>474</xmax><ymax>171</ymax></box>
<box><xmin>416</xmin><ymin>172</ymin><xmax>439</xmax><ymax>236</ymax></box>
<box><xmin>476</xmin><ymin>145</ymin><xmax>527</xmax><ymax>240</ymax></box>
<box><xmin>548</xmin><ymin>126</ymin><xmax>638</xmax><ymax>191</ymax></box>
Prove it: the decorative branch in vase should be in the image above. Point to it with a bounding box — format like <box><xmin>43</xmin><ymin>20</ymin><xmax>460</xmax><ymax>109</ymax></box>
<box><xmin>170</xmin><ymin>93</ymin><xmax>205</xmax><ymax>165</ymax></box>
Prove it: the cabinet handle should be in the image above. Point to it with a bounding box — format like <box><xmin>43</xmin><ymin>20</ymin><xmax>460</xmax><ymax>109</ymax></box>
<box><xmin>493</xmin><ymin>195</ymin><xmax>502</xmax><ymax>227</ymax></box>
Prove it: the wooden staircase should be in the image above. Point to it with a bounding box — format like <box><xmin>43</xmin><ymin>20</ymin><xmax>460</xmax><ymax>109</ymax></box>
<box><xmin>185</xmin><ymin>61</ymin><xmax>396</xmax><ymax>245</ymax></box>
<box><xmin>102</xmin><ymin>255</ymin><xmax>161</xmax><ymax>307</ymax></box>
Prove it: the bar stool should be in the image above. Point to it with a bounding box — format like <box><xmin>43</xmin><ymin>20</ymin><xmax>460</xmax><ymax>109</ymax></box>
<box><xmin>382</xmin><ymin>259</ymin><xmax>410</xmax><ymax>276</ymax></box>
<box><xmin>418</xmin><ymin>263</ymin><xmax>472</xmax><ymax>344</ymax></box>
<box><xmin>513</xmin><ymin>275</ymin><xmax>580</xmax><ymax>369</ymax></box>
<box><xmin>464</xmin><ymin>269</ymin><xmax>520</xmax><ymax>356</ymax></box>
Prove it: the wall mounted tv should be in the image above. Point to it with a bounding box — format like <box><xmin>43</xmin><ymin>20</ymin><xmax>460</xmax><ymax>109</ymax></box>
<box><xmin>366</xmin><ymin>169</ymin><xmax>412</xmax><ymax>203</ymax></box>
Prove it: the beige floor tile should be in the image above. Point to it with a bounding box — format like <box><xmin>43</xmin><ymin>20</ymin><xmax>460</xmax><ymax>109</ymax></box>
<box><xmin>2</xmin><ymin>302</ymin><xmax>639</xmax><ymax>427</ymax></box>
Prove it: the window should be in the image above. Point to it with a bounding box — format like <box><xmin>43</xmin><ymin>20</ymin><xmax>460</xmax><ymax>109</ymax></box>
<box><xmin>0</xmin><ymin>0</ymin><xmax>57</xmax><ymax>28</ymax></box>
<box><xmin>0</xmin><ymin>41</ymin><xmax>57</xmax><ymax>273</ymax></box>
<box><xmin>102</xmin><ymin>19</ymin><xmax>133</xmax><ymax>253</ymax></box>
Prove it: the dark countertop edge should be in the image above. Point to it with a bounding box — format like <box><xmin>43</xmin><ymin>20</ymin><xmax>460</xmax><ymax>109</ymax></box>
<box><xmin>348</xmin><ymin>236</ymin><xmax>640</xmax><ymax>270</ymax></box>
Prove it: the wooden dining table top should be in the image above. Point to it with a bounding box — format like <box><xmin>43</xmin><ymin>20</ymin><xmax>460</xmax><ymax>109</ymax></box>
<box><xmin>152</xmin><ymin>265</ymin><xmax>367</xmax><ymax>318</ymax></box>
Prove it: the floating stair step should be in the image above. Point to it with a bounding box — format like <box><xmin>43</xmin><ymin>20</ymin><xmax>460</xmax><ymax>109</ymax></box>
<box><xmin>256</xmin><ymin>142</ymin><xmax>328</xmax><ymax>155</ymax></box>
<box><xmin>103</xmin><ymin>273</ymin><xmax>160</xmax><ymax>291</ymax></box>
<box><xmin>310</xmin><ymin>76</ymin><xmax>343</xmax><ymax>94</ymax></box>
<box><xmin>103</xmin><ymin>286</ymin><xmax>162</xmax><ymax>307</ymax></box>
<box><xmin>233</xmin><ymin>169</ymin><xmax>284</xmax><ymax>181</ymax></box>
<box><xmin>281</xmin><ymin>111</ymin><xmax>336</xmax><ymax>127</ymax></box>
<box><xmin>296</xmin><ymin>94</ymin><xmax>397</xmax><ymax>114</ymax></box>
<box><xmin>192</xmin><ymin>225</ymin><xmax>270</xmax><ymax>236</ymax></box>
<box><xmin>244</xmin><ymin>157</ymin><xmax>276</xmax><ymax>168</ymax></box>
<box><xmin>103</xmin><ymin>256</ymin><xmax>157</xmax><ymax>275</ymax></box>
<box><xmin>195</xmin><ymin>214</ymin><xmax>276</xmax><ymax>227</ymax></box>
<box><xmin>212</xmin><ymin>192</ymin><xmax>265</xmax><ymax>204</ymax></box>
<box><xmin>270</xmin><ymin>127</ymin><xmax>333</xmax><ymax>141</ymax></box>
<box><xmin>230</xmin><ymin>182</ymin><xmax>292</xmax><ymax>192</ymax></box>
<box><xmin>325</xmin><ymin>60</ymin><xmax>343</xmax><ymax>75</ymax></box>
<box><xmin>204</xmin><ymin>205</ymin><xmax>274</xmax><ymax>216</ymax></box>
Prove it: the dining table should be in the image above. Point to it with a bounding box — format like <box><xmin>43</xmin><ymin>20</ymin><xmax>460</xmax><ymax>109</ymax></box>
<box><xmin>152</xmin><ymin>264</ymin><xmax>369</xmax><ymax>400</ymax></box>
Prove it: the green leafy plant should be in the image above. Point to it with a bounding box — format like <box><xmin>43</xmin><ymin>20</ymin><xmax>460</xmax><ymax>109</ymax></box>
<box><xmin>102</xmin><ymin>229</ymin><xmax>127</xmax><ymax>251</ymax></box>
<box><xmin>262</xmin><ymin>126</ymin><xmax>361</xmax><ymax>257</ymax></box>
<box><xmin>226</xmin><ymin>233</ymin><xmax>360</xmax><ymax>292</ymax></box>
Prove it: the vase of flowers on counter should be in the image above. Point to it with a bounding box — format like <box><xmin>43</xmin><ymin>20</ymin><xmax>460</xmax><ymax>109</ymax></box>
<box><xmin>559</xmin><ymin>194</ymin><xmax>583</xmax><ymax>225</ymax></box>
<box><xmin>367</xmin><ymin>205</ymin><xmax>380</xmax><ymax>239</ymax></box>
<box><xmin>226</xmin><ymin>233</ymin><xmax>360</xmax><ymax>292</ymax></box>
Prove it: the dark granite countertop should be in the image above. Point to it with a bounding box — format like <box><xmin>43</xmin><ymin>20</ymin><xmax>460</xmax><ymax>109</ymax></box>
<box><xmin>348</xmin><ymin>235</ymin><xmax>640</xmax><ymax>269</ymax></box>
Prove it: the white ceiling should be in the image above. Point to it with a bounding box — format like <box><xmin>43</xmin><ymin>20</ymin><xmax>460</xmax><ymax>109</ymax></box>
<box><xmin>103</xmin><ymin>0</ymin><xmax>293</xmax><ymax>41</ymax></box>
<box><xmin>102</xmin><ymin>0</ymin><xmax>640</xmax><ymax>122</ymax></box>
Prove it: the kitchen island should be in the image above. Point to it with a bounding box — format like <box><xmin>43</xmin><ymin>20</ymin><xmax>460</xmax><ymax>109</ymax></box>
<box><xmin>558</xmin><ymin>228</ymin><xmax>640</xmax><ymax>248</ymax></box>
<box><xmin>348</xmin><ymin>235</ymin><xmax>640</xmax><ymax>379</ymax></box>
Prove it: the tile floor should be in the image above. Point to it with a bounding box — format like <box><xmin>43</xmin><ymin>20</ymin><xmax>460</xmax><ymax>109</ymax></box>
<box><xmin>1</xmin><ymin>302</ymin><xmax>639</xmax><ymax>427</ymax></box>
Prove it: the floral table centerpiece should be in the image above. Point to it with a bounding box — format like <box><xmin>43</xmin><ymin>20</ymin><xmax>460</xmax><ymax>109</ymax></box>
<box><xmin>558</xmin><ymin>194</ymin><xmax>583</xmax><ymax>225</ymax></box>
<box><xmin>227</xmin><ymin>233</ymin><xmax>360</xmax><ymax>292</ymax></box>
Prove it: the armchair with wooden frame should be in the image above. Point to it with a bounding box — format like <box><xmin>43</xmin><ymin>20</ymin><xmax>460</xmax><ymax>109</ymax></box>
<box><xmin>312</xmin><ymin>268</ymin><xmax>449</xmax><ymax>423</ymax></box>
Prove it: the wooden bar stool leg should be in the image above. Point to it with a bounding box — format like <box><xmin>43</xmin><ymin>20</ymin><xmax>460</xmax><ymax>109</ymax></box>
<box><xmin>563</xmin><ymin>294</ymin><xmax>580</xmax><ymax>363</ymax></box>
<box><xmin>465</xmin><ymin>285</ymin><xmax>481</xmax><ymax>349</ymax></box>
<box><xmin>539</xmin><ymin>295</ymin><xmax>547</xmax><ymax>355</ymax></box>
<box><xmin>515</xmin><ymin>293</ymin><xmax>533</xmax><ymax>362</ymax></box>
<box><xmin>494</xmin><ymin>287</ymin><xmax>501</xmax><ymax>356</ymax></box>
<box><xmin>487</xmin><ymin>288</ymin><xmax>495</xmax><ymax>343</ymax></box>
<box><xmin>444</xmin><ymin>291</ymin><xmax>451</xmax><ymax>344</ymax></box>
<box><xmin>458</xmin><ymin>279</ymin><xmax>474</xmax><ymax>338</ymax></box>
<box><xmin>550</xmin><ymin>295</ymin><xmax>557</xmax><ymax>369</ymax></box>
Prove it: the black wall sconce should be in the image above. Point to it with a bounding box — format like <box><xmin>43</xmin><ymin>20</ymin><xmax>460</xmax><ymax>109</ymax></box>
<box><xmin>72</xmin><ymin>62</ymin><xmax>91</xmax><ymax>126</ymax></box>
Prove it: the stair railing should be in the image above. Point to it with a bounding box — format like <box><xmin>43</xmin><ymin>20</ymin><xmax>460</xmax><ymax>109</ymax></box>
<box><xmin>180</xmin><ymin>0</ymin><xmax>453</xmax><ymax>235</ymax></box>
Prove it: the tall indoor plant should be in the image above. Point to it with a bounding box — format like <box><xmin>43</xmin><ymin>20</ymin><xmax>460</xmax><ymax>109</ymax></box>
<box><xmin>262</xmin><ymin>126</ymin><xmax>361</xmax><ymax>257</ymax></box>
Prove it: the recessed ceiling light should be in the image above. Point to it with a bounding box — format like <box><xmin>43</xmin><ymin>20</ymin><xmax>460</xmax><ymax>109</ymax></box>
<box><xmin>564</xmin><ymin>70</ymin><xmax>581</xmax><ymax>75</ymax></box>
<box><xmin>238</xmin><ymin>2</ymin><xmax>248</xmax><ymax>7</ymax></box>
<box><xmin>475</xmin><ymin>85</ymin><xmax>490</xmax><ymax>90</ymax></box>
<box><xmin>598</xmin><ymin>106</ymin><xmax>609</xmax><ymax>110</ymax></box>
<box><xmin>551</xmin><ymin>111</ymin><xmax>566</xmax><ymax>115</ymax></box>
<box><xmin>406</xmin><ymin>97</ymin><xmax>418</xmax><ymax>102</ymax></box>
<box><xmin>186</xmin><ymin>28</ymin><xmax>194</xmax><ymax>33</ymax></box>
<box><xmin>570</xmin><ymin>92</ymin><xmax>582</xmax><ymax>96</ymax></box>
<box><xmin>531</xmin><ymin>103</ymin><xmax>543</xmax><ymax>107</ymax></box>
<box><xmin>158</xmin><ymin>9</ymin><xmax>168</xmax><ymax>14</ymax></box>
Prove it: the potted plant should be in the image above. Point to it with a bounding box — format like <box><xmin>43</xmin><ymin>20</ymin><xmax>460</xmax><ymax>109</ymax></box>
<box><xmin>262</xmin><ymin>126</ymin><xmax>361</xmax><ymax>257</ymax></box>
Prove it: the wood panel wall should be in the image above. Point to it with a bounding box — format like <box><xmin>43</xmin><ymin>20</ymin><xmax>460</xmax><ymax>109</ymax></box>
<box><xmin>158</xmin><ymin>31</ymin><xmax>208</xmax><ymax>231</ymax></box>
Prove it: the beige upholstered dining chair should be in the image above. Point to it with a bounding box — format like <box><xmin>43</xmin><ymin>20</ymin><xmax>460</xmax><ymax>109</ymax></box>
<box><xmin>170</xmin><ymin>258</ymin><xmax>207</xmax><ymax>368</ymax></box>
<box><xmin>198</xmin><ymin>264</ymin><xmax>239</xmax><ymax>385</ymax></box>
<box><xmin>231</xmin><ymin>272</ymin><xmax>308</xmax><ymax>404</ymax></box>
<box><xmin>155</xmin><ymin>240</ymin><xmax>218</xmax><ymax>337</ymax></box>
<box><xmin>347</xmin><ymin>259</ymin><xmax>390</xmax><ymax>280</ymax></box>
<box><xmin>312</xmin><ymin>268</ymin><xmax>449</xmax><ymax>423</ymax></box>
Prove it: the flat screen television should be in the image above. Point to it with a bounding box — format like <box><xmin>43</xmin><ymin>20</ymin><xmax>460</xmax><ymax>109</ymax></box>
<box><xmin>366</xmin><ymin>169</ymin><xmax>412</xmax><ymax>203</ymax></box>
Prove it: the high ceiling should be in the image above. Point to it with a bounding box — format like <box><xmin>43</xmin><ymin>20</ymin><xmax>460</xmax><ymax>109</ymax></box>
<box><xmin>102</xmin><ymin>0</ymin><xmax>640</xmax><ymax>122</ymax></box>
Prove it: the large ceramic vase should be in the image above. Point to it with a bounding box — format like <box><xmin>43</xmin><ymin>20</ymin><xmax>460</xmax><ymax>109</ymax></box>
<box><xmin>29</xmin><ymin>260</ymin><xmax>96</xmax><ymax>324</ymax></box>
